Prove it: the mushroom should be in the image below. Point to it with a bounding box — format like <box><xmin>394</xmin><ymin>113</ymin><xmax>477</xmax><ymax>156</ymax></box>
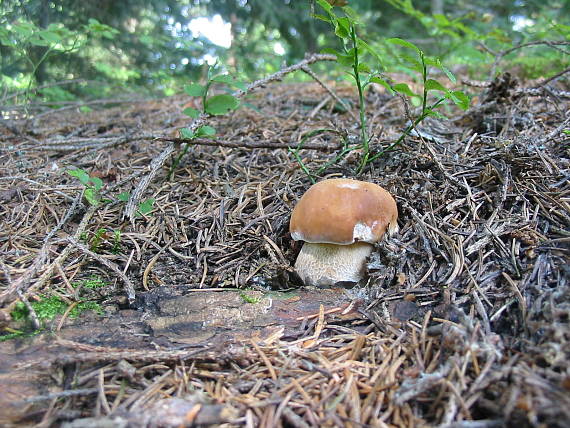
<box><xmin>289</xmin><ymin>178</ymin><xmax>398</xmax><ymax>287</ymax></box>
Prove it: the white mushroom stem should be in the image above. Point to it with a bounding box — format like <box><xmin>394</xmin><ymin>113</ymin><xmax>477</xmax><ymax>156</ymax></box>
<box><xmin>294</xmin><ymin>242</ymin><xmax>373</xmax><ymax>287</ymax></box>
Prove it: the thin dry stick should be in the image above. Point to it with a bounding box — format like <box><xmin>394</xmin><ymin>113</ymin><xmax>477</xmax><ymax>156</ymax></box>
<box><xmin>250</xmin><ymin>340</ymin><xmax>278</xmax><ymax>381</ymax></box>
<box><xmin>282</xmin><ymin>407</ymin><xmax>312</xmax><ymax>428</ymax></box>
<box><xmin>236</xmin><ymin>54</ymin><xmax>336</xmax><ymax>98</ymax></box>
<box><xmin>66</xmin><ymin>237</ymin><xmax>136</xmax><ymax>303</ymax></box>
<box><xmin>0</xmin><ymin>195</ymin><xmax>93</xmax><ymax>313</ymax></box>
<box><xmin>21</xmin><ymin>388</ymin><xmax>99</xmax><ymax>404</ymax></box>
<box><xmin>301</xmin><ymin>64</ymin><xmax>357</xmax><ymax>121</ymax></box>
<box><xmin>123</xmin><ymin>143</ymin><xmax>176</xmax><ymax>221</ymax></box>
<box><xmin>123</xmin><ymin>53</ymin><xmax>336</xmax><ymax>221</ymax></box>
<box><xmin>24</xmin><ymin>130</ymin><xmax>344</xmax><ymax>153</ymax></box>
<box><xmin>489</xmin><ymin>40</ymin><xmax>570</xmax><ymax>79</ymax></box>
<box><xmin>30</xmin><ymin>98</ymin><xmax>145</xmax><ymax>122</ymax></box>
<box><xmin>422</xmin><ymin>139</ymin><xmax>471</xmax><ymax>192</ymax></box>
<box><xmin>14</xmin><ymin>338</ymin><xmax>212</xmax><ymax>369</ymax></box>
<box><xmin>1</xmin><ymin>78</ymin><xmax>89</xmax><ymax>103</ymax></box>
<box><xmin>538</xmin><ymin>114</ymin><xmax>570</xmax><ymax>145</ymax></box>
<box><xmin>533</xmin><ymin>66</ymin><xmax>570</xmax><ymax>89</ymax></box>
<box><xmin>31</xmin><ymin>135</ymin><xmax>134</xmax><ymax>152</ymax></box>
<box><xmin>154</xmin><ymin>135</ymin><xmax>343</xmax><ymax>151</ymax></box>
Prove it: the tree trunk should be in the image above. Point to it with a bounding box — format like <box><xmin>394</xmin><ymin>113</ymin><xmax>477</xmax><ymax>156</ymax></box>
<box><xmin>431</xmin><ymin>0</ymin><xmax>444</xmax><ymax>15</ymax></box>
<box><xmin>32</xmin><ymin>0</ymin><xmax>51</xmax><ymax>84</ymax></box>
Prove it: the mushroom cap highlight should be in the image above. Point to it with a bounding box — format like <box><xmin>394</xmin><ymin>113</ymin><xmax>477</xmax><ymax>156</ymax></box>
<box><xmin>290</xmin><ymin>178</ymin><xmax>398</xmax><ymax>245</ymax></box>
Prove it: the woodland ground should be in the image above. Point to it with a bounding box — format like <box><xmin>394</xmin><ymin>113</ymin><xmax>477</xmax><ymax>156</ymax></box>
<box><xmin>0</xmin><ymin>68</ymin><xmax>569</xmax><ymax>427</ymax></box>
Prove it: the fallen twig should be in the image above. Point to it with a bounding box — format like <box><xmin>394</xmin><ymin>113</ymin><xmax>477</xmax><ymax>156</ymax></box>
<box><xmin>66</xmin><ymin>237</ymin><xmax>136</xmax><ymax>303</ymax></box>
<box><xmin>488</xmin><ymin>40</ymin><xmax>570</xmax><ymax>79</ymax></box>
<box><xmin>154</xmin><ymin>135</ymin><xmax>344</xmax><ymax>151</ymax></box>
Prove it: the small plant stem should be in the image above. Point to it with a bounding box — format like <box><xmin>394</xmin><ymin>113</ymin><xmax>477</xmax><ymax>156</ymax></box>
<box><xmin>350</xmin><ymin>25</ymin><xmax>369</xmax><ymax>174</ymax></box>
<box><xmin>289</xmin><ymin>148</ymin><xmax>315</xmax><ymax>184</ymax></box>
<box><xmin>367</xmin><ymin>97</ymin><xmax>445</xmax><ymax>163</ymax></box>
<box><xmin>420</xmin><ymin>52</ymin><xmax>428</xmax><ymax>117</ymax></box>
<box><xmin>316</xmin><ymin>143</ymin><xmax>362</xmax><ymax>175</ymax></box>
<box><xmin>168</xmin><ymin>143</ymin><xmax>191</xmax><ymax>180</ymax></box>
<box><xmin>366</xmin><ymin>51</ymin><xmax>448</xmax><ymax>165</ymax></box>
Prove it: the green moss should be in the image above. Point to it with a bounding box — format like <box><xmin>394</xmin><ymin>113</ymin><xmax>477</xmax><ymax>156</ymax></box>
<box><xmin>3</xmin><ymin>295</ymin><xmax>103</xmax><ymax>342</ymax></box>
<box><xmin>9</xmin><ymin>295</ymin><xmax>103</xmax><ymax>327</ymax></box>
<box><xmin>10</xmin><ymin>302</ymin><xmax>30</xmax><ymax>321</ymax></box>
<box><xmin>239</xmin><ymin>291</ymin><xmax>261</xmax><ymax>304</ymax></box>
<box><xmin>74</xmin><ymin>275</ymin><xmax>107</xmax><ymax>289</ymax></box>
<box><xmin>32</xmin><ymin>295</ymin><xmax>68</xmax><ymax>320</ymax></box>
<box><xmin>70</xmin><ymin>301</ymin><xmax>103</xmax><ymax>317</ymax></box>
<box><xmin>0</xmin><ymin>329</ymin><xmax>41</xmax><ymax>342</ymax></box>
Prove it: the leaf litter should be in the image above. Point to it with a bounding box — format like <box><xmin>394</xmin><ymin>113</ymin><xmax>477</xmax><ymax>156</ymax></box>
<box><xmin>0</xmin><ymin>69</ymin><xmax>569</xmax><ymax>427</ymax></box>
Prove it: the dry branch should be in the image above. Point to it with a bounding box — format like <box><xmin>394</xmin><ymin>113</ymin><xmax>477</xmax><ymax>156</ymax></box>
<box><xmin>154</xmin><ymin>135</ymin><xmax>344</xmax><ymax>151</ymax></box>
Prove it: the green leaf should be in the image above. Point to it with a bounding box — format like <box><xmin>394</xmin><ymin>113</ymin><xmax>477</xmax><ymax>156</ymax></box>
<box><xmin>84</xmin><ymin>188</ymin><xmax>100</xmax><ymax>207</ymax></box>
<box><xmin>342</xmin><ymin>6</ymin><xmax>360</xmax><ymax>22</ymax></box>
<box><xmin>0</xmin><ymin>29</ymin><xmax>16</xmax><ymax>47</ymax></box>
<box><xmin>204</xmin><ymin>94</ymin><xmax>240</xmax><ymax>115</ymax></box>
<box><xmin>357</xmin><ymin>39</ymin><xmax>383</xmax><ymax>64</ymax></box>
<box><xmin>211</xmin><ymin>74</ymin><xmax>235</xmax><ymax>84</ymax></box>
<box><xmin>12</xmin><ymin>23</ymin><xmax>34</xmax><ymax>38</ymax></box>
<box><xmin>89</xmin><ymin>176</ymin><xmax>103</xmax><ymax>191</ymax></box>
<box><xmin>335</xmin><ymin>17</ymin><xmax>351</xmax><ymax>39</ymax></box>
<box><xmin>184</xmin><ymin>83</ymin><xmax>205</xmax><ymax>97</ymax></box>
<box><xmin>410</xmin><ymin>96</ymin><xmax>422</xmax><ymax>107</ymax></box>
<box><xmin>393</xmin><ymin>83</ymin><xmax>416</xmax><ymax>97</ymax></box>
<box><xmin>232</xmin><ymin>81</ymin><xmax>247</xmax><ymax>91</ymax></box>
<box><xmin>433</xmin><ymin>14</ymin><xmax>450</xmax><ymax>26</ymax></box>
<box><xmin>425</xmin><ymin>108</ymin><xmax>447</xmax><ymax>119</ymax></box>
<box><xmin>183</xmin><ymin>107</ymin><xmax>200</xmax><ymax>118</ymax></box>
<box><xmin>137</xmin><ymin>198</ymin><xmax>155</xmax><ymax>216</ymax></box>
<box><xmin>117</xmin><ymin>192</ymin><xmax>130</xmax><ymax>202</ymax></box>
<box><xmin>312</xmin><ymin>13</ymin><xmax>332</xmax><ymax>23</ymax></box>
<box><xmin>369</xmin><ymin>76</ymin><xmax>395</xmax><ymax>94</ymax></box>
<box><xmin>424</xmin><ymin>57</ymin><xmax>456</xmax><ymax>83</ymax></box>
<box><xmin>423</xmin><ymin>57</ymin><xmax>439</xmax><ymax>67</ymax></box>
<box><xmin>211</xmin><ymin>74</ymin><xmax>246</xmax><ymax>91</ymax></box>
<box><xmin>67</xmin><ymin>168</ymin><xmax>90</xmax><ymax>186</ymax></box>
<box><xmin>180</xmin><ymin>128</ymin><xmax>195</xmax><ymax>139</ymax></box>
<box><xmin>357</xmin><ymin>62</ymin><xmax>371</xmax><ymax>73</ymax></box>
<box><xmin>387</xmin><ymin>37</ymin><xmax>421</xmax><ymax>53</ymax></box>
<box><xmin>440</xmin><ymin>64</ymin><xmax>456</xmax><ymax>83</ymax></box>
<box><xmin>315</xmin><ymin>0</ymin><xmax>333</xmax><ymax>12</ymax></box>
<box><xmin>397</xmin><ymin>53</ymin><xmax>423</xmax><ymax>73</ymax></box>
<box><xmin>195</xmin><ymin>125</ymin><xmax>216</xmax><ymax>137</ymax></box>
<box><xmin>448</xmin><ymin>90</ymin><xmax>470</xmax><ymax>110</ymax></box>
<box><xmin>425</xmin><ymin>79</ymin><xmax>448</xmax><ymax>93</ymax></box>
<box><xmin>29</xmin><ymin>35</ymin><xmax>51</xmax><ymax>47</ymax></box>
<box><xmin>39</xmin><ymin>30</ymin><xmax>61</xmax><ymax>43</ymax></box>
<box><xmin>337</xmin><ymin>48</ymin><xmax>356</xmax><ymax>67</ymax></box>
<box><xmin>86</xmin><ymin>18</ymin><xmax>118</xmax><ymax>39</ymax></box>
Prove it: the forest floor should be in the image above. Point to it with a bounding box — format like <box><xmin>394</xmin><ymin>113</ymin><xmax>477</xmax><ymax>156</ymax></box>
<box><xmin>0</xmin><ymin>68</ymin><xmax>569</xmax><ymax>427</ymax></box>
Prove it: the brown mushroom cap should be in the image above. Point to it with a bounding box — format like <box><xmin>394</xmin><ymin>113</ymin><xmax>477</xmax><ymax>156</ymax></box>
<box><xmin>290</xmin><ymin>178</ymin><xmax>398</xmax><ymax>245</ymax></box>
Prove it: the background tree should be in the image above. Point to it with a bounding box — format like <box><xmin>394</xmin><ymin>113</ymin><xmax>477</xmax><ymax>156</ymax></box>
<box><xmin>1</xmin><ymin>0</ymin><xmax>567</xmax><ymax>102</ymax></box>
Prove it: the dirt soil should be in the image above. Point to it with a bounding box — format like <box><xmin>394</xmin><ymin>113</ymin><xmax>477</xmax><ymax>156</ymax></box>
<box><xmin>0</xmin><ymin>71</ymin><xmax>569</xmax><ymax>427</ymax></box>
